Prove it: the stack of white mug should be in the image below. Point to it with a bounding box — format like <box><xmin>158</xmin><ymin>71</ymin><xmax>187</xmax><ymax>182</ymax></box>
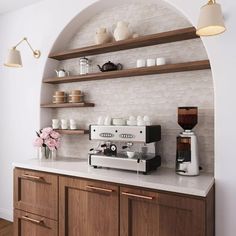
<box><xmin>52</xmin><ymin>119</ymin><xmax>77</xmax><ymax>130</ymax></box>
<box><xmin>137</xmin><ymin>57</ymin><xmax>166</xmax><ymax>68</ymax></box>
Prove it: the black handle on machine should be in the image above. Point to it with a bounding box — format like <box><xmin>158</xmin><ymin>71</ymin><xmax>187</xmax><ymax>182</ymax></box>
<box><xmin>122</xmin><ymin>145</ymin><xmax>128</xmax><ymax>149</ymax></box>
<box><xmin>101</xmin><ymin>144</ymin><xmax>107</xmax><ymax>148</ymax></box>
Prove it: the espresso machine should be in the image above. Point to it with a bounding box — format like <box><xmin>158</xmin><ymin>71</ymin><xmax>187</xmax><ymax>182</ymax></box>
<box><xmin>176</xmin><ymin>107</ymin><xmax>199</xmax><ymax>176</ymax></box>
<box><xmin>89</xmin><ymin>125</ymin><xmax>161</xmax><ymax>174</ymax></box>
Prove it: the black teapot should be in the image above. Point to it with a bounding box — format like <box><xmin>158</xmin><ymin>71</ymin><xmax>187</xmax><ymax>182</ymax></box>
<box><xmin>97</xmin><ymin>61</ymin><xmax>123</xmax><ymax>72</ymax></box>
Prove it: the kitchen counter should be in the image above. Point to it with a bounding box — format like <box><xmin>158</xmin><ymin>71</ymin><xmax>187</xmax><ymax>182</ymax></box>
<box><xmin>13</xmin><ymin>158</ymin><xmax>214</xmax><ymax>197</ymax></box>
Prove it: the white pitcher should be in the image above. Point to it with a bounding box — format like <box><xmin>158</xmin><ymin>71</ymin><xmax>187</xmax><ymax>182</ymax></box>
<box><xmin>113</xmin><ymin>21</ymin><xmax>132</xmax><ymax>41</ymax></box>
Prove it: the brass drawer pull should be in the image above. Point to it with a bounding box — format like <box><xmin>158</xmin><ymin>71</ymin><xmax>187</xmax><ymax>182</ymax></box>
<box><xmin>22</xmin><ymin>215</ymin><xmax>43</xmax><ymax>225</ymax></box>
<box><xmin>86</xmin><ymin>185</ymin><xmax>113</xmax><ymax>193</ymax></box>
<box><xmin>121</xmin><ymin>192</ymin><xmax>154</xmax><ymax>200</ymax></box>
<box><xmin>22</xmin><ymin>174</ymin><xmax>43</xmax><ymax>181</ymax></box>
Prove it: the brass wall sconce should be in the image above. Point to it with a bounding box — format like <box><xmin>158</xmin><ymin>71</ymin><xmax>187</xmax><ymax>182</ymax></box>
<box><xmin>4</xmin><ymin>37</ymin><xmax>41</xmax><ymax>68</ymax></box>
<box><xmin>196</xmin><ymin>0</ymin><xmax>226</xmax><ymax>36</ymax></box>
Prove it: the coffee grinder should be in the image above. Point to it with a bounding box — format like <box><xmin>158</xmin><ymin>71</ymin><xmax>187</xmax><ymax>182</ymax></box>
<box><xmin>176</xmin><ymin>107</ymin><xmax>199</xmax><ymax>176</ymax></box>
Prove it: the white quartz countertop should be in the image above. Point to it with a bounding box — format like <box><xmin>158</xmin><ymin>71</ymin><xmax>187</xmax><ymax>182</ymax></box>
<box><xmin>13</xmin><ymin>158</ymin><xmax>214</xmax><ymax>197</ymax></box>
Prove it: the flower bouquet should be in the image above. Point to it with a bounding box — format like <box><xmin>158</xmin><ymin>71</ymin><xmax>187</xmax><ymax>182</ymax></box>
<box><xmin>34</xmin><ymin>127</ymin><xmax>61</xmax><ymax>159</ymax></box>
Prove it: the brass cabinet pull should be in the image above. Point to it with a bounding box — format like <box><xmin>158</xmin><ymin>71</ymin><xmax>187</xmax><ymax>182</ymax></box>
<box><xmin>121</xmin><ymin>192</ymin><xmax>154</xmax><ymax>200</ymax></box>
<box><xmin>86</xmin><ymin>185</ymin><xmax>113</xmax><ymax>193</ymax></box>
<box><xmin>22</xmin><ymin>215</ymin><xmax>43</xmax><ymax>225</ymax></box>
<box><xmin>21</xmin><ymin>174</ymin><xmax>43</xmax><ymax>181</ymax></box>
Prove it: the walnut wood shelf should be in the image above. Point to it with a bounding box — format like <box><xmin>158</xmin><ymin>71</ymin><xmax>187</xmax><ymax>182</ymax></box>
<box><xmin>49</xmin><ymin>27</ymin><xmax>199</xmax><ymax>60</ymax></box>
<box><xmin>54</xmin><ymin>129</ymin><xmax>89</xmax><ymax>135</ymax></box>
<box><xmin>40</xmin><ymin>102</ymin><xmax>95</xmax><ymax>108</ymax></box>
<box><xmin>43</xmin><ymin>60</ymin><xmax>210</xmax><ymax>84</ymax></box>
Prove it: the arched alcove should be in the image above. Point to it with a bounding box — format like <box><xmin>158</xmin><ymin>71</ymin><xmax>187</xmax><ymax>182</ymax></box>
<box><xmin>41</xmin><ymin>0</ymin><xmax>214</xmax><ymax>172</ymax></box>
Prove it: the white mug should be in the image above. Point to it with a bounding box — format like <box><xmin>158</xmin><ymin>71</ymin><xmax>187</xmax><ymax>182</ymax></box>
<box><xmin>70</xmin><ymin>124</ymin><xmax>77</xmax><ymax>130</ymax></box>
<box><xmin>61</xmin><ymin>119</ymin><xmax>68</xmax><ymax>130</ymax></box>
<box><xmin>104</xmin><ymin>116</ymin><xmax>112</xmax><ymax>126</ymax></box>
<box><xmin>97</xmin><ymin>116</ymin><xmax>104</xmax><ymax>125</ymax></box>
<box><xmin>156</xmin><ymin>57</ymin><xmax>166</xmax><ymax>66</ymax></box>
<box><xmin>146</xmin><ymin>58</ymin><xmax>156</xmax><ymax>67</ymax></box>
<box><xmin>136</xmin><ymin>59</ymin><xmax>146</xmax><ymax>68</ymax></box>
<box><xmin>52</xmin><ymin>119</ymin><xmax>60</xmax><ymax>129</ymax></box>
<box><xmin>69</xmin><ymin>119</ymin><xmax>76</xmax><ymax>124</ymax></box>
<box><xmin>69</xmin><ymin>119</ymin><xmax>77</xmax><ymax>130</ymax></box>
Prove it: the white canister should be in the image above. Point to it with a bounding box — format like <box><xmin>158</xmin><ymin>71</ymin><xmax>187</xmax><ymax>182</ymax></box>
<box><xmin>52</xmin><ymin>119</ymin><xmax>60</xmax><ymax>129</ymax></box>
<box><xmin>136</xmin><ymin>59</ymin><xmax>146</xmax><ymax>68</ymax></box>
<box><xmin>146</xmin><ymin>58</ymin><xmax>156</xmax><ymax>67</ymax></box>
<box><xmin>156</xmin><ymin>57</ymin><xmax>166</xmax><ymax>66</ymax></box>
<box><xmin>61</xmin><ymin>119</ymin><xmax>68</xmax><ymax>130</ymax></box>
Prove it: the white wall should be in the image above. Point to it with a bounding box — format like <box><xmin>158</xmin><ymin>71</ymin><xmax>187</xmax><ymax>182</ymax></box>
<box><xmin>0</xmin><ymin>0</ymin><xmax>235</xmax><ymax>235</ymax></box>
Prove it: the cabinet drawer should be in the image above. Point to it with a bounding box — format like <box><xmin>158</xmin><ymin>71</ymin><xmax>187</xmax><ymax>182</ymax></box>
<box><xmin>14</xmin><ymin>168</ymin><xmax>58</xmax><ymax>220</ymax></box>
<box><xmin>14</xmin><ymin>209</ymin><xmax>58</xmax><ymax>236</ymax></box>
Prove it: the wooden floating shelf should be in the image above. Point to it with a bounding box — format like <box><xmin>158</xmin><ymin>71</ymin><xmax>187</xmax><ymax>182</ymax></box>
<box><xmin>40</xmin><ymin>102</ymin><xmax>95</xmax><ymax>108</ymax></box>
<box><xmin>54</xmin><ymin>129</ymin><xmax>89</xmax><ymax>135</ymax></box>
<box><xmin>49</xmin><ymin>27</ymin><xmax>199</xmax><ymax>60</ymax></box>
<box><xmin>43</xmin><ymin>60</ymin><xmax>210</xmax><ymax>84</ymax></box>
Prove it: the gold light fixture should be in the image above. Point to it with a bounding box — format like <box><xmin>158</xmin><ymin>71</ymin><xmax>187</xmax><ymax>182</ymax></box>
<box><xmin>196</xmin><ymin>0</ymin><xmax>226</xmax><ymax>36</ymax></box>
<box><xmin>4</xmin><ymin>37</ymin><xmax>41</xmax><ymax>68</ymax></box>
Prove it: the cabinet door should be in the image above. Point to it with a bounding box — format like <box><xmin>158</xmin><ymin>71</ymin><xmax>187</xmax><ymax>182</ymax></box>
<box><xmin>14</xmin><ymin>168</ymin><xmax>58</xmax><ymax>220</ymax></box>
<box><xmin>120</xmin><ymin>186</ymin><xmax>206</xmax><ymax>236</ymax></box>
<box><xmin>59</xmin><ymin>176</ymin><xmax>119</xmax><ymax>236</ymax></box>
<box><xmin>14</xmin><ymin>209</ymin><xmax>58</xmax><ymax>236</ymax></box>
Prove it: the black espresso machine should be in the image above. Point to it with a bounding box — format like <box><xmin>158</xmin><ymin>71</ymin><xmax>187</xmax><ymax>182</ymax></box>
<box><xmin>89</xmin><ymin>125</ymin><xmax>161</xmax><ymax>174</ymax></box>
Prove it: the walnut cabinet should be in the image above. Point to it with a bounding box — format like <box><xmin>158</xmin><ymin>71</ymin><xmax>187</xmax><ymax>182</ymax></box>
<box><xmin>59</xmin><ymin>176</ymin><xmax>119</xmax><ymax>236</ymax></box>
<box><xmin>14</xmin><ymin>168</ymin><xmax>214</xmax><ymax>236</ymax></box>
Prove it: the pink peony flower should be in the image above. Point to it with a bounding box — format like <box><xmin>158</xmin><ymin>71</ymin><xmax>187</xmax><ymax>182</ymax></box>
<box><xmin>41</xmin><ymin>127</ymin><xmax>53</xmax><ymax>134</ymax></box>
<box><xmin>45</xmin><ymin>138</ymin><xmax>57</xmax><ymax>151</ymax></box>
<box><xmin>33</xmin><ymin>137</ymin><xmax>43</xmax><ymax>147</ymax></box>
<box><xmin>34</xmin><ymin>127</ymin><xmax>61</xmax><ymax>151</ymax></box>
<box><xmin>50</xmin><ymin>131</ymin><xmax>61</xmax><ymax>139</ymax></box>
<box><xmin>40</xmin><ymin>132</ymin><xmax>50</xmax><ymax>139</ymax></box>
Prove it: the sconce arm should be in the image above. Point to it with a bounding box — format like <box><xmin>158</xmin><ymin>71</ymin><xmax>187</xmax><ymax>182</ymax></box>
<box><xmin>13</xmin><ymin>37</ymin><xmax>41</xmax><ymax>58</ymax></box>
<box><xmin>208</xmin><ymin>0</ymin><xmax>216</xmax><ymax>4</ymax></box>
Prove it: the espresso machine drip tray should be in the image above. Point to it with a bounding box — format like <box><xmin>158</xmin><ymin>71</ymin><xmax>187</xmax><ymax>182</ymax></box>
<box><xmin>89</xmin><ymin>153</ymin><xmax>161</xmax><ymax>174</ymax></box>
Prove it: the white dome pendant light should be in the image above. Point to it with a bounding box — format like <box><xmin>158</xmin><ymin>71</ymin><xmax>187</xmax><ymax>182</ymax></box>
<box><xmin>196</xmin><ymin>0</ymin><xmax>226</xmax><ymax>36</ymax></box>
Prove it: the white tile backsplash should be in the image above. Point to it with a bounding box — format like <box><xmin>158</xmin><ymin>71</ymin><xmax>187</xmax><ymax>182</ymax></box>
<box><xmin>47</xmin><ymin>1</ymin><xmax>214</xmax><ymax>173</ymax></box>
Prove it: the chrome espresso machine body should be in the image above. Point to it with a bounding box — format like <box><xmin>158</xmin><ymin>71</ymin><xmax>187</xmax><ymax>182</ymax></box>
<box><xmin>89</xmin><ymin>125</ymin><xmax>161</xmax><ymax>174</ymax></box>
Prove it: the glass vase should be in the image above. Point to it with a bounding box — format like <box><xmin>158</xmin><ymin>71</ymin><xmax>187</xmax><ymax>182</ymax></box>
<box><xmin>38</xmin><ymin>147</ymin><xmax>56</xmax><ymax>160</ymax></box>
